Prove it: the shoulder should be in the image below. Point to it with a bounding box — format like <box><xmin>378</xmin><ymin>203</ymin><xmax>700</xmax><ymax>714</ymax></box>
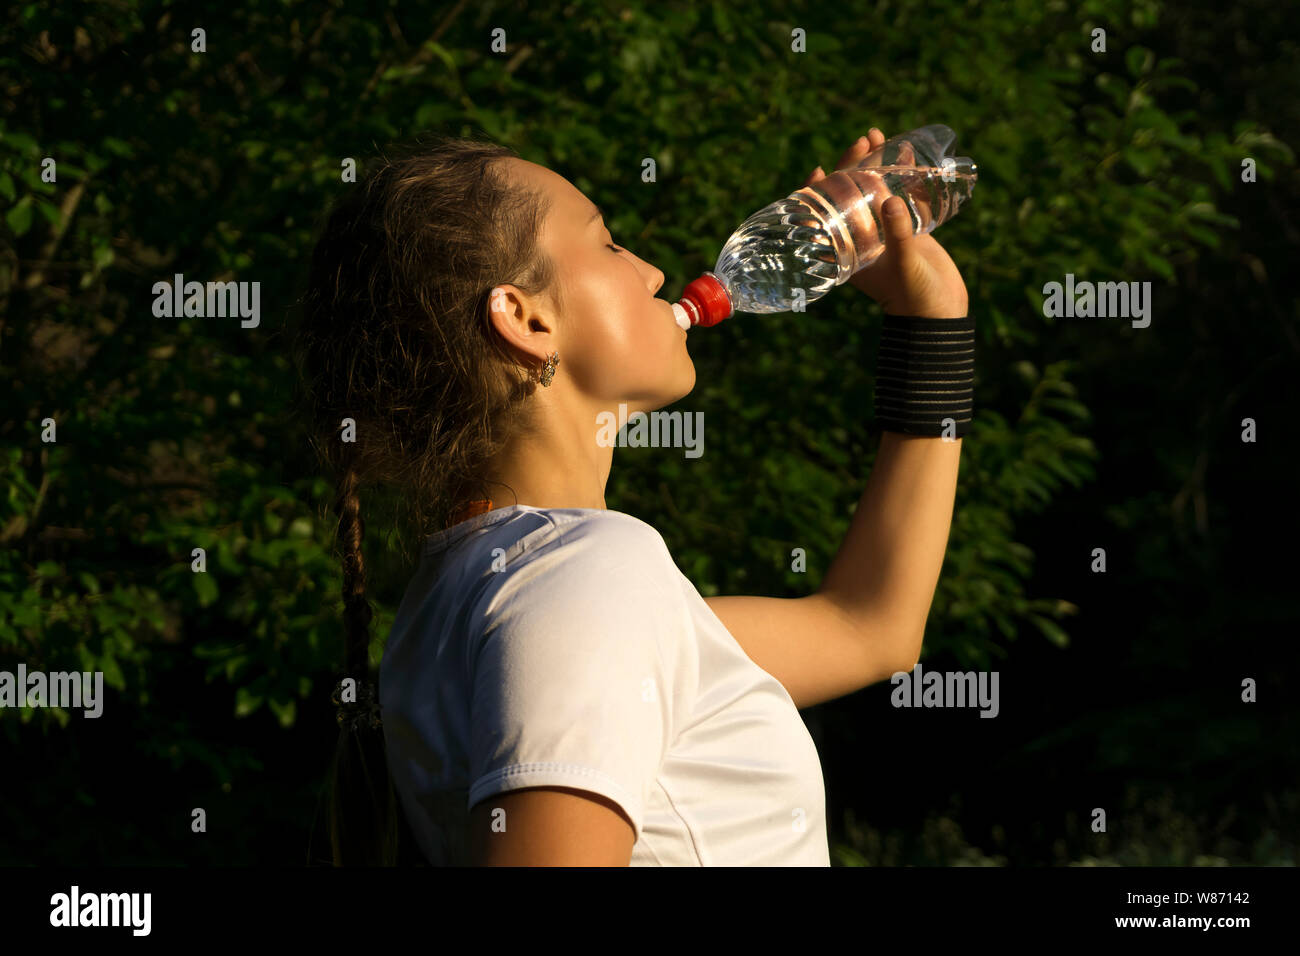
<box><xmin>478</xmin><ymin>508</ymin><xmax>687</xmax><ymax>640</ymax></box>
<box><xmin>486</xmin><ymin>507</ymin><xmax>676</xmax><ymax>576</ymax></box>
<box><xmin>551</xmin><ymin>507</ymin><xmax>671</xmax><ymax>553</ymax></box>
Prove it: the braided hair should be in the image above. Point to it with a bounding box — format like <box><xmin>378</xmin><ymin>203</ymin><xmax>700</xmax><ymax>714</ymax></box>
<box><xmin>291</xmin><ymin>132</ymin><xmax>562</xmax><ymax>865</ymax></box>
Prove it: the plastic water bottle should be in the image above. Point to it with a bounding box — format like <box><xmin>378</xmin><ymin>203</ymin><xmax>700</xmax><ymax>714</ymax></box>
<box><xmin>671</xmin><ymin>124</ymin><xmax>977</xmax><ymax>330</ymax></box>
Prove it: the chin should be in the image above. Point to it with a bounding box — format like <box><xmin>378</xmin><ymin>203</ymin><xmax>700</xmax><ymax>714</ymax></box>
<box><xmin>676</xmin><ymin>362</ymin><xmax>697</xmax><ymax>399</ymax></box>
<box><xmin>658</xmin><ymin>364</ymin><xmax>696</xmax><ymax>409</ymax></box>
<box><xmin>630</xmin><ymin>359</ymin><xmax>696</xmax><ymax>414</ymax></box>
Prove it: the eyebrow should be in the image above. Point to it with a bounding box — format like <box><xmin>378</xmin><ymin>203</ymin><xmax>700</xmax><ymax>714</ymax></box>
<box><xmin>587</xmin><ymin>205</ymin><xmax>604</xmax><ymax>226</ymax></box>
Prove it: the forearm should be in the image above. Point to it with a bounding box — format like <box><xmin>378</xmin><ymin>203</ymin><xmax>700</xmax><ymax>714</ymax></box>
<box><xmin>817</xmin><ymin>430</ymin><xmax>962</xmax><ymax>670</ymax></box>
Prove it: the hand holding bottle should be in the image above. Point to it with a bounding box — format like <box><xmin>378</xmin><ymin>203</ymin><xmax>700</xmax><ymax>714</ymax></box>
<box><xmin>803</xmin><ymin>128</ymin><xmax>968</xmax><ymax>319</ymax></box>
<box><xmin>673</xmin><ymin>124</ymin><xmax>976</xmax><ymax>328</ymax></box>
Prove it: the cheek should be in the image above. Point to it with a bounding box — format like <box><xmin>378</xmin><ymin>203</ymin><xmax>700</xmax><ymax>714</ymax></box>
<box><xmin>563</xmin><ymin>263</ymin><xmax>678</xmax><ymax>393</ymax></box>
<box><xmin>572</xmin><ymin>306</ymin><xmax>673</xmax><ymax>394</ymax></box>
<box><xmin>580</xmin><ymin>273</ymin><xmax>643</xmax><ymax>351</ymax></box>
<box><xmin>561</xmin><ymin>293</ymin><xmax>634</xmax><ymax>387</ymax></box>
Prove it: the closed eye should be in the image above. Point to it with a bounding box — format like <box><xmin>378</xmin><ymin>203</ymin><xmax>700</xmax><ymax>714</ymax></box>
<box><xmin>607</xmin><ymin>243</ymin><xmax>624</xmax><ymax>253</ymax></box>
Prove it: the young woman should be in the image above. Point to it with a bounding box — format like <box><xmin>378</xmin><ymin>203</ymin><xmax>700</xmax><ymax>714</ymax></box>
<box><xmin>295</xmin><ymin>128</ymin><xmax>971</xmax><ymax>866</ymax></box>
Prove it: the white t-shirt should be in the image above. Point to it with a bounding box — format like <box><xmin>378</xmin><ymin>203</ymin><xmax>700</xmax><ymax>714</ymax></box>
<box><xmin>380</xmin><ymin>504</ymin><xmax>830</xmax><ymax>866</ymax></box>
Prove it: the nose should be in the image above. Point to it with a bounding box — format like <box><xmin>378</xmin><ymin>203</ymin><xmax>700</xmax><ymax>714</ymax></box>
<box><xmin>629</xmin><ymin>247</ymin><xmax>664</xmax><ymax>295</ymax></box>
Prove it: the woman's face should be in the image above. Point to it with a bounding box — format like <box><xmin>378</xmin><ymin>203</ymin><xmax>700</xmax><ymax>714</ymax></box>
<box><xmin>491</xmin><ymin>158</ymin><xmax>695</xmax><ymax>415</ymax></box>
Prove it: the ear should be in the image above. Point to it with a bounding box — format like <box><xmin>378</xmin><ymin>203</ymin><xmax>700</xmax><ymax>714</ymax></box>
<box><xmin>487</xmin><ymin>285</ymin><xmax>554</xmax><ymax>362</ymax></box>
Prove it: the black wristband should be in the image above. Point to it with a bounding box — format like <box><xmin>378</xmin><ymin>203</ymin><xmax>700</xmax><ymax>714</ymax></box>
<box><xmin>873</xmin><ymin>314</ymin><xmax>975</xmax><ymax>438</ymax></box>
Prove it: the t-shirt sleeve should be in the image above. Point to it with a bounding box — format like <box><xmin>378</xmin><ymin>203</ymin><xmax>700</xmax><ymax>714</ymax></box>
<box><xmin>465</xmin><ymin>520</ymin><xmax>685</xmax><ymax>841</ymax></box>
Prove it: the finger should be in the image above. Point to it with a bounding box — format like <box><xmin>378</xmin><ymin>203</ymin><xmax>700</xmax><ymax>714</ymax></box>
<box><xmin>837</xmin><ymin>135</ymin><xmax>874</xmax><ymax>170</ymax></box>
<box><xmin>802</xmin><ymin>165</ymin><xmax>825</xmax><ymax>187</ymax></box>
<box><xmin>842</xmin><ymin>129</ymin><xmax>888</xmax><ymax>172</ymax></box>
<box><xmin>881</xmin><ymin>195</ymin><xmax>914</xmax><ymax>246</ymax></box>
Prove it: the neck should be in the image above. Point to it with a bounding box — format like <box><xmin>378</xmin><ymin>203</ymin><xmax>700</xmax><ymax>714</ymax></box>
<box><xmin>480</xmin><ymin>391</ymin><xmax>626</xmax><ymax>512</ymax></box>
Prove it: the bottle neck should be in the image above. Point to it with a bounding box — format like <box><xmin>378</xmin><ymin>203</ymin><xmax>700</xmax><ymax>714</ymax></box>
<box><xmin>678</xmin><ymin>272</ymin><xmax>733</xmax><ymax>327</ymax></box>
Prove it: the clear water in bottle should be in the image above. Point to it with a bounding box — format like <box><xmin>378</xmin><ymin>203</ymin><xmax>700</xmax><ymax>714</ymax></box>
<box><xmin>711</xmin><ymin>125</ymin><xmax>977</xmax><ymax>315</ymax></box>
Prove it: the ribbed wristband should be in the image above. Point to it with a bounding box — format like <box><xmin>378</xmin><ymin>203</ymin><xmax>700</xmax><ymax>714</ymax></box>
<box><xmin>873</xmin><ymin>314</ymin><xmax>975</xmax><ymax>438</ymax></box>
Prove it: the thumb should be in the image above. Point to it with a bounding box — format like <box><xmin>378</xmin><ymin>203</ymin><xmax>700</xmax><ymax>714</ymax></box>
<box><xmin>881</xmin><ymin>195</ymin><xmax>913</xmax><ymax>244</ymax></box>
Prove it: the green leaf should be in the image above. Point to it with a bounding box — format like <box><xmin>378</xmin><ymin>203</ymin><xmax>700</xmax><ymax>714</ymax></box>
<box><xmin>6</xmin><ymin>195</ymin><xmax>33</xmax><ymax>236</ymax></box>
<box><xmin>1139</xmin><ymin>247</ymin><xmax>1175</xmax><ymax>280</ymax></box>
<box><xmin>11</xmin><ymin>602</ymin><xmax>40</xmax><ymax>631</ymax></box>
<box><xmin>1126</xmin><ymin>46</ymin><xmax>1154</xmax><ymax>79</ymax></box>
<box><xmin>267</xmin><ymin>696</ymin><xmax>296</xmax><ymax>728</ymax></box>
<box><xmin>424</xmin><ymin>41</ymin><xmax>457</xmax><ymax>74</ymax></box>
<box><xmin>37</xmin><ymin>199</ymin><xmax>61</xmax><ymax>226</ymax></box>
<box><xmin>1029</xmin><ymin>613</ymin><xmax>1071</xmax><ymax>648</ymax></box>
<box><xmin>379</xmin><ymin>63</ymin><xmax>422</xmax><ymax>82</ymax></box>
<box><xmin>235</xmin><ymin>685</ymin><xmax>263</xmax><ymax>717</ymax></box>
<box><xmin>225</xmin><ymin>655</ymin><xmax>248</xmax><ymax>681</ymax></box>
<box><xmin>1123</xmin><ymin>146</ymin><xmax>1158</xmax><ymax>177</ymax></box>
<box><xmin>193</xmin><ymin>572</ymin><xmax>218</xmax><ymax>607</ymax></box>
<box><xmin>4</xmin><ymin>131</ymin><xmax>38</xmax><ymax>153</ymax></box>
<box><xmin>100</xmin><ymin>653</ymin><xmax>126</xmax><ymax>690</ymax></box>
<box><xmin>264</xmin><ymin>539</ymin><xmax>296</xmax><ymax>563</ymax></box>
<box><xmin>102</xmin><ymin>137</ymin><xmax>133</xmax><ymax>157</ymax></box>
<box><xmin>712</xmin><ymin>1</ymin><xmax>734</xmax><ymax>38</ymax></box>
<box><xmin>1183</xmin><ymin>223</ymin><xmax>1221</xmax><ymax>249</ymax></box>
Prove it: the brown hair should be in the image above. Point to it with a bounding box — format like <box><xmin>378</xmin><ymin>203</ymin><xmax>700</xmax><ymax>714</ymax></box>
<box><xmin>290</xmin><ymin>132</ymin><xmax>563</xmax><ymax>865</ymax></box>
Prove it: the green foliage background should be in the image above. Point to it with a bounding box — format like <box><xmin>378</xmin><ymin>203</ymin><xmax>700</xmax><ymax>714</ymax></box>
<box><xmin>2</xmin><ymin>0</ymin><xmax>1295</xmax><ymax>864</ymax></box>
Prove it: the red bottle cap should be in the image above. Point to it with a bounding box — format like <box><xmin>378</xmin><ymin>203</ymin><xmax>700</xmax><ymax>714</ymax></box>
<box><xmin>677</xmin><ymin>272</ymin><xmax>733</xmax><ymax>327</ymax></box>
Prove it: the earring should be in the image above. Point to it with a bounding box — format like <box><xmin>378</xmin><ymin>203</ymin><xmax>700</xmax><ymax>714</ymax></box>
<box><xmin>539</xmin><ymin>351</ymin><xmax>559</xmax><ymax>387</ymax></box>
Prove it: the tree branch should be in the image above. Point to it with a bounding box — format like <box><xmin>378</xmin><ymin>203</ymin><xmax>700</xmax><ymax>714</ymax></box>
<box><xmin>21</xmin><ymin>179</ymin><xmax>87</xmax><ymax>291</ymax></box>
